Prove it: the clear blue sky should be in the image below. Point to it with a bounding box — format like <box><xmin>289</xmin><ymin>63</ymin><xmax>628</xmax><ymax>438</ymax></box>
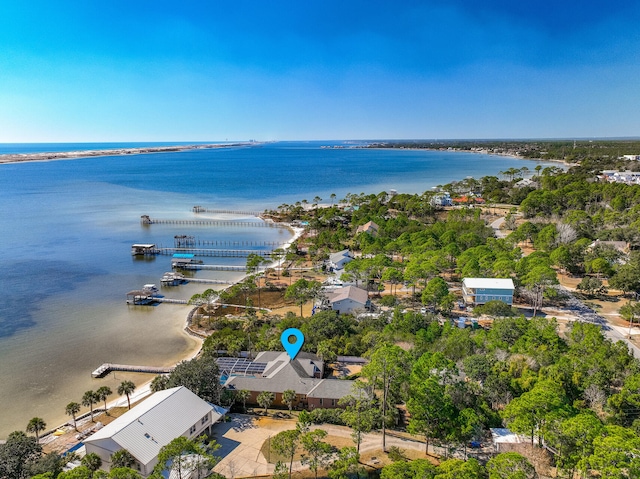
<box><xmin>1</xmin><ymin>1</ymin><xmax>639</xmax><ymax>142</ymax></box>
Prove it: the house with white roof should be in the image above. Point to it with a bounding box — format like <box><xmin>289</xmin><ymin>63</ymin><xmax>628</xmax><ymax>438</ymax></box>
<box><xmin>328</xmin><ymin>249</ymin><xmax>354</xmax><ymax>271</ymax></box>
<box><xmin>326</xmin><ymin>285</ymin><xmax>369</xmax><ymax>314</ymax></box>
<box><xmin>84</xmin><ymin>386</ymin><xmax>225</xmax><ymax>476</ymax></box>
<box><xmin>462</xmin><ymin>278</ymin><xmax>515</xmax><ymax>305</ymax></box>
<box><xmin>430</xmin><ymin>192</ymin><xmax>453</xmax><ymax>207</ymax></box>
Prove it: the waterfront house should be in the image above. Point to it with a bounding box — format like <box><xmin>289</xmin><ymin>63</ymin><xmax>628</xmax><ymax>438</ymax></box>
<box><xmin>222</xmin><ymin>351</ymin><xmax>358</xmax><ymax>409</ymax></box>
<box><xmin>462</xmin><ymin>278</ymin><xmax>515</xmax><ymax>305</ymax></box>
<box><xmin>84</xmin><ymin>386</ymin><xmax>225</xmax><ymax>476</ymax></box>
<box><xmin>325</xmin><ymin>285</ymin><xmax>370</xmax><ymax>315</ymax></box>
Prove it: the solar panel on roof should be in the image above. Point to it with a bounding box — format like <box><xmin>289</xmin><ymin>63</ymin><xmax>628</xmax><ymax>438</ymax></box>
<box><xmin>216</xmin><ymin>357</ymin><xmax>267</xmax><ymax>376</ymax></box>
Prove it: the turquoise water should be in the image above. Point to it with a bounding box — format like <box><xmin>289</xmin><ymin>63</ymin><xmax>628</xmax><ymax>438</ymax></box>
<box><xmin>0</xmin><ymin>141</ymin><xmax>555</xmax><ymax>437</ymax></box>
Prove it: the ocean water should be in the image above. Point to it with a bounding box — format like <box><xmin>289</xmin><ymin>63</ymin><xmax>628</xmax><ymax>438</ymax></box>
<box><xmin>0</xmin><ymin>141</ymin><xmax>556</xmax><ymax>437</ymax></box>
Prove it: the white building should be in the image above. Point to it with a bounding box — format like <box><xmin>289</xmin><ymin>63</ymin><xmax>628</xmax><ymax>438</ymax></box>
<box><xmin>84</xmin><ymin>386</ymin><xmax>225</xmax><ymax>476</ymax></box>
<box><xmin>462</xmin><ymin>278</ymin><xmax>515</xmax><ymax>305</ymax></box>
<box><xmin>430</xmin><ymin>192</ymin><xmax>452</xmax><ymax>207</ymax></box>
<box><xmin>328</xmin><ymin>249</ymin><xmax>354</xmax><ymax>271</ymax></box>
<box><xmin>326</xmin><ymin>285</ymin><xmax>369</xmax><ymax>314</ymax></box>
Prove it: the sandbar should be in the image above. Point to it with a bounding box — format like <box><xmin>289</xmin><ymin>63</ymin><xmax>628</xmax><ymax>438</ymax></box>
<box><xmin>0</xmin><ymin>142</ymin><xmax>257</xmax><ymax>165</ymax></box>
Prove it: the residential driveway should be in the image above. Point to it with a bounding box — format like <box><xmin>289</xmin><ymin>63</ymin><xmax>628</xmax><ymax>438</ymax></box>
<box><xmin>211</xmin><ymin>414</ymin><xmax>444</xmax><ymax>478</ymax></box>
<box><xmin>212</xmin><ymin>414</ymin><xmax>296</xmax><ymax>478</ymax></box>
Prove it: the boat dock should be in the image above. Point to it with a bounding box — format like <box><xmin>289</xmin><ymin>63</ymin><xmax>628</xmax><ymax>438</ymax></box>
<box><xmin>126</xmin><ymin>290</ymin><xmax>189</xmax><ymax>305</ymax></box>
<box><xmin>161</xmin><ymin>272</ymin><xmax>233</xmax><ymax>286</ymax></box>
<box><xmin>92</xmin><ymin>363</ymin><xmax>175</xmax><ymax>378</ymax></box>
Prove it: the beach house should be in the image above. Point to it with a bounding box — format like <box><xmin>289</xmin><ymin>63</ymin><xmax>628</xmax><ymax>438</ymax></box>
<box><xmin>222</xmin><ymin>351</ymin><xmax>358</xmax><ymax>409</ymax></box>
<box><xmin>84</xmin><ymin>386</ymin><xmax>225</xmax><ymax>476</ymax></box>
<box><xmin>462</xmin><ymin>278</ymin><xmax>515</xmax><ymax>305</ymax></box>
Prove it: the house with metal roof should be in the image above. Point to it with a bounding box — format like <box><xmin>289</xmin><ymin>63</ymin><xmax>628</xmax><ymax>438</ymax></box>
<box><xmin>84</xmin><ymin>386</ymin><xmax>225</xmax><ymax>476</ymax></box>
<box><xmin>328</xmin><ymin>249</ymin><xmax>354</xmax><ymax>271</ymax></box>
<box><xmin>462</xmin><ymin>278</ymin><xmax>515</xmax><ymax>305</ymax></box>
<box><xmin>223</xmin><ymin>351</ymin><xmax>358</xmax><ymax>410</ymax></box>
<box><xmin>326</xmin><ymin>285</ymin><xmax>370</xmax><ymax>314</ymax></box>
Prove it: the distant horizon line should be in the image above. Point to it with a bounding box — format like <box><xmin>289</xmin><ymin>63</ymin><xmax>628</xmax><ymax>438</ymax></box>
<box><xmin>1</xmin><ymin>136</ymin><xmax>640</xmax><ymax>144</ymax></box>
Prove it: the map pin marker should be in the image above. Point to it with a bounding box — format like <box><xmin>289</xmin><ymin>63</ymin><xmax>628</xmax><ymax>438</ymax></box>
<box><xmin>281</xmin><ymin>328</ymin><xmax>305</xmax><ymax>361</ymax></box>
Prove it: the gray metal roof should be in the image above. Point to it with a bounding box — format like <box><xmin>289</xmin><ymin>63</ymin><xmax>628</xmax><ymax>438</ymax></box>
<box><xmin>306</xmin><ymin>379</ymin><xmax>357</xmax><ymax>398</ymax></box>
<box><xmin>326</xmin><ymin>286</ymin><xmax>368</xmax><ymax>305</ymax></box>
<box><xmin>85</xmin><ymin>386</ymin><xmax>219</xmax><ymax>466</ymax></box>
<box><xmin>226</xmin><ymin>374</ymin><xmax>357</xmax><ymax>400</ymax></box>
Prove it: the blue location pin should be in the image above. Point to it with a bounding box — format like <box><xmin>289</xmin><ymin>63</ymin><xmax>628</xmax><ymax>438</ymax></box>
<box><xmin>281</xmin><ymin>328</ymin><xmax>305</xmax><ymax>361</ymax></box>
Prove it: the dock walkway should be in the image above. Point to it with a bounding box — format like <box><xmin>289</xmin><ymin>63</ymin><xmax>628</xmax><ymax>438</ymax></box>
<box><xmin>158</xmin><ymin>247</ymin><xmax>273</xmax><ymax>258</ymax></box>
<box><xmin>176</xmin><ymin>264</ymin><xmax>247</xmax><ymax>271</ymax></box>
<box><xmin>141</xmin><ymin>216</ymin><xmax>286</xmax><ymax>228</ymax></box>
<box><xmin>92</xmin><ymin>363</ymin><xmax>175</xmax><ymax>378</ymax></box>
<box><xmin>192</xmin><ymin>206</ymin><xmax>261</xmax><ymax>216</ymax></box>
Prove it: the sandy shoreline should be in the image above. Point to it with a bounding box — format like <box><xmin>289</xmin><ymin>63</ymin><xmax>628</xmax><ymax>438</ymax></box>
<box><xmin>367</xmin><ymin>146</ymin><xmax>574</xmax><ymax>168</ymax></box>
<box><xmin>0</xmin><ymin>142</ymin><xmax>257</xmax><ymax>165</ymax></box>
<box><xmin>38</xmin><ymin>220</ymin><xmax>303</xmax><ymax>448</ymax></box>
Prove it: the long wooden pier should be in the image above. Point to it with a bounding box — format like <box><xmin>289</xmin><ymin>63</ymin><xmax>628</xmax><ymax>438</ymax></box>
<box><xmin>156</xmin><ymin>247</ymin><xmax>273</xmax><ymax>258</ymax></box>
<box><xmin>175</xmin><ymin>264</ymin><xmax>247</xmax><ymax>271</ymax></box>
<box><xmin>92</xmin><ymin>363</ymin><xmax>175</xmax><ymax>378</ymax></box>
<box><xmin>195</xmin><ymin>239</ymin><xmax>282</xmax><ymax>247</ymax></box>
<box><xmin>161</xmin><ymin>272</ymin><xmax>233</xmax><ymax>286</ymax></box>
<box><xmin>192</xmin><ymin>206</ymin><xmax>261</xmax><ymax>216</ymax></box>
<box><xmin>140</xmin><ymin>215</ymin><xmax>285</xmax><ymax>228</ymax></box>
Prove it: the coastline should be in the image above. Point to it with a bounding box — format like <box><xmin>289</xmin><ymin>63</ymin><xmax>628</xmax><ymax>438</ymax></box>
<box><xmin>1</xmin><ymin>142</ymin><xmax>562</xmax><ymax>439</ymax></box>
<box><xmin>0</xmin><ymin>142</ymin><xmax>258</xmax><ymax>165</ymax></box>
<box><xmin>367</xmin><ymin>145</ymin><xmax>574</xmax><ymax>168</ymax></box>
<box><xmin>38</xmin><ymin>221</ymin><xmax>303</xmax><ymax>449</ymax></box>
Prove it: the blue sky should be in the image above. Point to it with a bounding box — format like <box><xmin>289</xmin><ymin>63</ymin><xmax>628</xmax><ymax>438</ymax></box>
<box><xmin>1</xmin><ymin>1</ymin><xmax>639</xmax><ymax>141</ymax></box>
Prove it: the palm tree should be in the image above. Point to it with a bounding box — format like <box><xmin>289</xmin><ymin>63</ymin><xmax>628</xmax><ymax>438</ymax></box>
<box><xmin>150</xmin><ymin>374</ymin><xmax>169</xmax><ymax>393</ymax></box>
<box><xmin>257</xmin><ymin>391</ymin><xmax>274</xmax><ymax>414</ymax></box>
<box><xmin>118</xmin><ymin>380</ymin><xmax>136</xmax><ymax>409</ymax></box>
<box><xmin>81</xmin><ymin>452</ymin><xmax>102</xmax><ymax>478</ymax></box>
<box><xmin>26</xmin><ymin>417</ymin><xmax>46</xmax><ymax>443</ymax></box>
<box><xmin>236</xmin><ymin>389</ymin><xmax>250</xmax><ymax>413</ymax></box>
<box><xmin>111</xmin><ymin>449</ymin><xmax>136</xmax><ymax>468</ymax></box>
<box><xmin>282</xmin><ymin>389</ymin><xmax>297</xmax><ymax>414</ymax></box>
<box><xmin>96</xmin><ymin>386</ymin><xmax>112</xmax><ymax>415</ymax></box>
<box><xmin>82</xmin><ymin>390</ymin><xmax>99</xmax><ymax>422</ymax></box>
<box><xmin>66</xmin><ymin>402</ymin><xmax>81</xmax><ymax>431</ymax></box>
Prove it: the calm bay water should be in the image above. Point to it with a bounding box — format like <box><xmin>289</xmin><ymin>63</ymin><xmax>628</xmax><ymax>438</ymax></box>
<box><xmin>0</xmin><ymin>141</ymin><xmax>555</xmax><ymax>437</ymax></box>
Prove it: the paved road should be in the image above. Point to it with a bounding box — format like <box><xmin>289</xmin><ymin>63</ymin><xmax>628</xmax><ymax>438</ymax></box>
<box><xmin>553</xmin><ymin>285</ymin><xmax>640</xmax><ymax>358</ymax></box>
<box><xmin>490</xmin><ymin>217</ymin><xmax>507</xmax><ymax>239</ymax></box>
